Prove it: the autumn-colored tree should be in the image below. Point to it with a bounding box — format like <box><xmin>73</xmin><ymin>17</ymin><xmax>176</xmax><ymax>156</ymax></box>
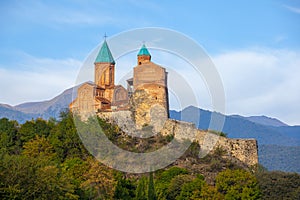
<box><xmin>191</xmin><ymin>184</ymin><xmax>224</xmax><ymax>200</ymax></box>
<box><xmin>81</xmin><ymin>158</ymin><xmax>116</xmax><ymax>199</ymax></box>
<box><xmin>22</xmin><ymin>135</ymin><xmax>56</xmax><ymax>160</ymax></box>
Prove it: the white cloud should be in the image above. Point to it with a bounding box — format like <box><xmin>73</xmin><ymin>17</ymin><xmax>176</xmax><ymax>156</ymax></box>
<box><xmin>8</xmin><ymin>0</ymin><xmax>155</xmax><ymax>28</ymax></box>
<box><xmin>0</xmin><ymin>54</ymin><xmax>81</xmax><ymax>105</ymax></box>
<box><xmin>10</xmin><ymin>0</ymin><xmax>112</xmax><ymax>26</ymax></box>
<box><xmin>213</xmin><ymin>48</ymin><xmax>300</xmax><ymax>125</ymax></box>
<box><xmin>284</xmin><ymin>5</ymin><xmax>300</xmax><ymax>14</ymax></box>
<box><xmin>274</xmin><ymin>35</ymin><xmax>287</xmax><ymax>43</ymax></box>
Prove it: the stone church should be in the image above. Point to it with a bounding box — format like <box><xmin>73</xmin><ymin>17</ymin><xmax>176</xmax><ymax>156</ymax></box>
<box><xmin>70</xmin><ymin>39</ymin><xmax>169</xmax><ymax>127</ymax></box>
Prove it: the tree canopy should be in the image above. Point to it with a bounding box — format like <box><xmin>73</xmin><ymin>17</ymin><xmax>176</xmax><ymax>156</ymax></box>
<box><xmin>0</xmin><ymin>113</ymin><xmax>299</xmax><ymax>199</ymax></box>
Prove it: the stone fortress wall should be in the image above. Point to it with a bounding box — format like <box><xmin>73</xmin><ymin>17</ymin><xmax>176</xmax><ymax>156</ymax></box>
<box><xmin>98</xmin><ymin>111</ymin><xmax>258</xmax><ymax>167</ymax></box>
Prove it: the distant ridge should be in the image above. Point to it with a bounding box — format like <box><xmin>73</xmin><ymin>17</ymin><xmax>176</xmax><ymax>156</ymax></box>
<box><xmin>0</xmin><ymin>103</ymin><xmax>38</xmax><ymax>123</ymax></box>
<box><xmin>15</xmin><ymin>87</ymin><xmax>74</xmax><ymax>114</ymax></box>
<box><xmin>245</xmin><ymin>115</ymin><xmax>287</xmax><ymax>127</ymax></box>
<box><xmin>170</xmin><ymin>106</ymin><xmax>300</xmax><ymax>173</ymax></box>
<box><xmin>0</xmin><ymin>86</ymin><xmax>78</xmax><ymax>123</ymax></box>
<box><xmin>170</xmin><ymin>106</ymin><xmax>299</xmax><ymax>146</ymax></box>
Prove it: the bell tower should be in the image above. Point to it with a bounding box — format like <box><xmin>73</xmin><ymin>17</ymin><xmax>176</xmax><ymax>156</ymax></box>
<box><xmin>133</xmin><ymin>44</ymin><xmax>169</xmax><ymax>130</ymax></box>
<box><xmin>94</xmin><ymin>39</ymin><xmax>115</xmax><ymax>105</ymax></box>
<box><xmin>94</xmin><ymin>39</ymin><xmax>115</xmax><ymax>89</ymax></box>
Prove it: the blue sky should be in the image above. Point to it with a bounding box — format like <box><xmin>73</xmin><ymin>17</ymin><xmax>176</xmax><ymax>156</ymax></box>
<box><xmin>0</xmin><ymin>0</ymin><xmax>300</xmax><ymax>125</ymax></box>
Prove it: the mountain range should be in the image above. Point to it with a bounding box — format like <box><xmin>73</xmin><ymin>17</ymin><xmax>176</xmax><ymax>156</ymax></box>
<box><xmin>1</xmin><ymin>86</ymin><xmax>299</xmax><ymax>173</ymax></box>
<box><xmin>170</xmin><ymin>107</ymin><xmax>300</xmax><ymax>173</ymax></box>
<box><xmin>0</xmin><ymin>86</ymin><xmax>78</xmax><ymax>123</ymax></box>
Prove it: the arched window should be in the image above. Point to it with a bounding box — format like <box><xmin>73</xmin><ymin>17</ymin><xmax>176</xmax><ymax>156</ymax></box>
<box><xmin>109</xmin><ymin>67</ymin><xmax>112</xmax><ymax>85</ymax></box>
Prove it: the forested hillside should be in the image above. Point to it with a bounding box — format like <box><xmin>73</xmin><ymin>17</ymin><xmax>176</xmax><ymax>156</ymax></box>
<box><xmin>0</xmin><ymin>113</ymin><xmax>299</xmax><ymax>199</ymax></box>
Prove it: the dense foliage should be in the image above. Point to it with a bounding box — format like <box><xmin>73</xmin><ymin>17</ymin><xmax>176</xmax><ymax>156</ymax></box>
<box><xmin>0</xmin><ymin>112</ymin><xmax>299</xmax><ymax>199</ymax></box>
<box><xmin>256</xmin><ymin>170</ymin><xmax>300</xmax><ymax>200</ymax></box>
<box><xmin>259</xmin><ymin>144</ymin><xmax>300</xmax><ymax>173</ymax></box>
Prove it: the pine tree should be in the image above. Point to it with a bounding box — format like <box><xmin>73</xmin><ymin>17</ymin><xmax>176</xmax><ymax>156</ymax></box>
<box><xmin>148</xmin><ymin>172</ymin><xmax>156</xmax><ymax>200</ymax></box>
<box><xmin>135</xmin><ymin>176</ymin><xmax>147</xmax><ymax>200</ymax></box>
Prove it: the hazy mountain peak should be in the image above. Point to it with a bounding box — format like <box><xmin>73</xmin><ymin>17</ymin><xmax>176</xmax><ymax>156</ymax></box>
<box><xmin>0</xmin><ymin>103</ymin><xmax>15</xmax><ymax>109</ymax></box>
<box><xmin>246</xmin><ymin>115</ymin><xmax>288</xmax><ymax>127</ymax></box>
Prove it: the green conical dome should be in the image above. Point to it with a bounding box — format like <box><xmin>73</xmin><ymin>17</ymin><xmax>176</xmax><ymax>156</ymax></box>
<box><xmin>137</xmin><ymin>44</ymin><xmax>151</xmax><ymax>56</ymax></box>
<box><xmin>95</xmin><ymin>40</ymin><xmax>115</xmax><ymax>64</ymax></box>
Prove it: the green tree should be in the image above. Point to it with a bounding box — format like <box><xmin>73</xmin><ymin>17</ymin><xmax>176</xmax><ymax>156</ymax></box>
<box><xmin>148</xmin><ymin>172</ymin><xmax>156</xmax><ymax>200</ymax></box>
<box><xmin>0</xmin><ymin>118</ymin><xmax>19</xmax><ymax>154</ymax></box>
<box><xmin>62</xmin><ymin>157</ymin><xmax>89</xmax><ymax>198</ymax></box>
<box><xmin>113</xmin><ymin>173</ymin><xmax>136</xmax><ymax>200</ymax></box>
<box><xmin>18</xmin><ymin>118</ymin><xmax>53</xmax><ymax>146</ymax></box>
<box><xmin>49</xmin><ymin>111</ymin><xmax>87</xmax><ymax>161</ymax></box>
<box><xmin>155</xmin><ymin>167</ymin><xmax>188</xmax><ymax>199</ymax></box>
<box><xmin>176</xmin><ymin>175</ymin><xmax>205</xmax><ymax>200</ymax></box>
<box><xmin>135</xmin><ymin>176</ymin><xmax>147</xmax><ymax>200</ymax></box>
<box><xmin>34</xmin><ymin>165</ymin><xmax>78</xmax><ymax>199</ymax></box>
<box><xmin>0</xmin><ymin>154</ymin><xmax>77</xmax><ymax>199</ymax></box>
<box><xmin>0</xmin><ymin>154</ymin><xmax>35</xmax><ymax>199</ymax></box>
<box><xmin>166</xmin><ymin>174</ymin><xmax>194</xmax><ymax>200</ymax></box>
<box><xmin>18</xmin><ymin>120</ymin><xmax>35</xmax><ymax>144</ymax></box>
<box><xmin>191</xmin><ymin>184</ymin><xmax>224</xmax><ymax>200</ymax></box>
<box><xmin>216</xmin><ymin>169</ymin><xmax>261</xmax><ymax>200</ymax></box>
<box><xmin>256</xmin><ymin>171</ymin><xmax>300</xmax><ymax>200</ymax></box>
<box><xmin>34</xmin><ymin>118</ymin><xmax>54</xmax><ymax>137</ymax></box>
